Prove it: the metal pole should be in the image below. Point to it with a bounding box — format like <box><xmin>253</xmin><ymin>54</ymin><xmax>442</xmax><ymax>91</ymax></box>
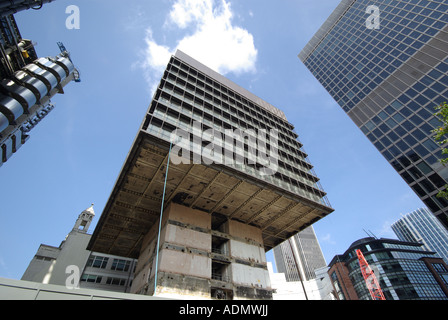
<box><xmin>288</xmin><ymin>238</ymin><xmax>308</xmax><ymax>300</ymax></box>
<box><xmin>153</xmin><ymin>141</ymin><xmax>173</xmax><ymax>296</ymax></box>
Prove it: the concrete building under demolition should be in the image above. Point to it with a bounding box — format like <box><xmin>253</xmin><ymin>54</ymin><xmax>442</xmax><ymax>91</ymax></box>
<box><xmin>88</xmin><ymin>50</ymin><xmax>334</xmax><ymax>300</ymax></box>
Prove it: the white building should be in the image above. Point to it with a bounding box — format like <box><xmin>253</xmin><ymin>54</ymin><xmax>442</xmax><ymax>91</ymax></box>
<box><xmin>268</xmin><ymin>263</ymin><xmax>335</xmax><ymax>300</ymax></box>
<box><xmin>21</xmin><ymin>205</ymin><xmax>137</xmax><ymax>293</ymax></box>
<box><xmin>392</xmin><ymin>207</ymin><xmax>448</xmax><ymax>264</ymax></box>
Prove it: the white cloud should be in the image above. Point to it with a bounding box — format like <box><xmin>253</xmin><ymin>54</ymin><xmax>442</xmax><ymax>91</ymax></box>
<box><xmin>168</xmin><ymin>0</ymin><xmax>214</xmax><ymax>29</ymax></box>
<box><xmin>142</xmin><ymin>30</ymin><xmax>172</xmax><ymax>72</ymax></box>
<box><xmin>138</xmin><ymin>0</ymin><xmax>258</xmax><ymax>93</ymax></box>
<box><xmin>377</xmin><ymin>220</ymin><xmax>397</xmax><ymax>239</ymax></box>
<box><xmin>321</xmin><ymin>233</ymin><xmax>336</xmax><ymax>245</ymax></box>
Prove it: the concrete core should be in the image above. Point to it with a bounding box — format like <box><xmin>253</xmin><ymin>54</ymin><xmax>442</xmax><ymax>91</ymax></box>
<box><xmin>131</xmin><ymin>203</ymin><xmax>273</xmax><ymax>300</ymax></box>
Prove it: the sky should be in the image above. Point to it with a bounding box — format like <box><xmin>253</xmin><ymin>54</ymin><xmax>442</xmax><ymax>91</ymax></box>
<box><xmin>0</xmin><ymin>0</ymin><xmax>427</xmax><ymax>280</ymax></box>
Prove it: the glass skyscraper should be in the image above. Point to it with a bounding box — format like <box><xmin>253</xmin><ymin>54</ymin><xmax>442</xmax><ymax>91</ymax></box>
<box><xmin>299</xmin><ymin>0</ymin><xmax>448</xmax><ymax>229</ymax></box>
<box><xmin>273</xmin><ymin>226</ymin><xmax>327</xmax><ymax>282</ymax></box>
<box><xmin>392</xmin><ymin>207</ymin><xmax>448</xmax><ymax>263</ymax></box>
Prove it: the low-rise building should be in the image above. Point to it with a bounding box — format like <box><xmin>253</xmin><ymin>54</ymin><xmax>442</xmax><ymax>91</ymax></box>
<box><xmin>21</xmin><ymin>205</ymin><xmax>137</xmax><ymax>293</ymax></box>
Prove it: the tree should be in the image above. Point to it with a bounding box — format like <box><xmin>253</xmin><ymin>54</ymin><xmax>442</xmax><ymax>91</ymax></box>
<box><xmin>432</xmin><ymin>101</ymin><xmax>448</xmax><ymax>199</ymax></box>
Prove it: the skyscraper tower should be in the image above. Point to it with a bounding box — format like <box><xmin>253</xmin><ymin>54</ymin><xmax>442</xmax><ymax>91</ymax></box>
<box><xmin>88</xmin><ymin>50</ymin><xmax>333</xmax><ymax>300</ymax></box>
<box><xmin>299</xmin><ymin>0</ymin><xmax>448</xmax><ymax>229</ymax></box>
<box><xmin>273</xmin><ymin>226</ymin><xmax>327</xmax><ymax>282</ymax></box>
<box><xmin>0</xmin><ymin>1</ymin><xmax>79</xmax><ymax>166</ymax></box>
<box><xmin>0</xmin><ymin>0</ymin><xmax>56</xmax><ymax>17</ymax></box>
<box><xmin>392</xmin><ymin>207</ymin><xmax>448</xmax><ymax>263</ymax></box>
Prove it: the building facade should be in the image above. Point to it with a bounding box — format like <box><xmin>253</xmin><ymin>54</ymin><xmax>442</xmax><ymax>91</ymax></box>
<box><xmin>21</xmin><ymin>205</ymin><xmax>138</xmax><ymax>293</ymax></box>
<box><xmin>268</xmin><ymin>263</ymin><xmax>335</xmax><ymax>300</ymax></box>
<box><xmin>299</xmin><ymin>0</ymin><xmax>448</xmax><ymax>229</ymax></box>
<box><xmin>328</xmin><ymin>237</ymin><xmax>448</xmax><ymax>300</ymax></box>
<box><xmin>0</xmin><ymin>2</ymin><xmax>80</xmax><ymax>167</ymax></box>
<box><xmin>87</xmin><ymin>50</ymin><xmax>333</xmax><ymax>300</ymax></box>
<box><xmin>273</xmin><ymin>226</ymin><xmax>327</xmax><ymax>282</ymax></box>
<box><xmin>392</xmin><ymin>207</ymin><xmax>448</xmax><ymax>263</ymax></box>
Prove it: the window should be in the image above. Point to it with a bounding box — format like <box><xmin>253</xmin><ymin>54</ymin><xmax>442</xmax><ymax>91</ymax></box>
<box><xmin>422</xmin><ymin>139</ymin><xmax>439</xmax><ymax>152</ymax></box>
<box><xmin>409</xmin><ymin>115</ymin><xmax>423</xmax><ymax>126</ymax></box>
<box><xmin>412</xmin><ymin>184</ymin><xmax>426</xmax><ymax>197</ymax></box>
<box><xmin>87</xmin><ymin>256</ymin><xmax>108</xmax><ymax>269</ymax></box>
<box><xmin>106</xmin><ymin>277</ymin><xmax>127</xmax><ymax>286</ymax></box>
<box><xmin>416</xmin><ymin>161</ymin><xmax>432</xmax><ymax>175</ymax></box>
<box><xmin>404</xmin><ymin>135</ymin><xmax>417</xmax><ymax>147</ymax></box>
<box><xmin>386</xmin><ymin>118</ymin><xmax>398</xmax><ymax>129</ymax></box>
<box><xmin>409</xmin><ymin>166</ymin><xmax>423</xmax><ymax>179</ymax></box>
<box><xmin>392</xmin><ymin>113</ymin><xmax>405</xmax><ymax>123</ymax></box>
<box><xmin>111</xmin><ymin>259</ymin><xmax>131</xmax><ymax>272</ymax></box>
<box><xmin>418</xmin><ymin>124</ymin><xmax>432</xmax><ymax>136</ymax></box>
<box><xmin>420</xmin><ymin>179</ymin><xmax>435</xmax><ymax>193</ymax></box>
<box><xmin>428</xmin><ymin>173</ymin><xmax>446</xmax><ymax>188</ymax></box>
<box><xmin>81</xmin><ymin>274</ymin><xmax>102</xmax><ymax>283</ymax></box>
<box><xmin>387</xmin><ymin>131</ymin><xmax>399</xmax><ymax>142</ymax></box>
<box><xmin>397</xmin><ymin>140</ymin><xmax>409</xmax><ymax>152</ymax></box>
<box><xmin>414</xmin><ymin>145</ymin><xmax>429</xmax><ymax>158</ymax></box>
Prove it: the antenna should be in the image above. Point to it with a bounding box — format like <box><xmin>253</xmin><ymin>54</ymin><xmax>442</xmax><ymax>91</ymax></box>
<box><xmin>363</xmin><ymin>229</ymin><xmax>378</xmax><ymax>239</ymax></box>
<box><xmin>369</xmin><ymin>230</ymin><xmax>378</xmax><ymax>239</ymax></box>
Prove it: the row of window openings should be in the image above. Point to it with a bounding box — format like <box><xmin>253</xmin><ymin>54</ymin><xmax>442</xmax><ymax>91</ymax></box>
<box><xmin>309</xmin><ymin>30</ymin><xmax>448</xmax><ymax>109</ymax></box>
<box><xmin>160</xmin><ymin>81</ymin><xmax>300</xmax><ymax>148</ymax></box>
<box><xmin>169</xmin><ymin>61</ymin><xmax>292</xmax><ymax>130</ymax></box>
<box><xmin>327</xmin><ymin>0</ymin><xmax>448</xmax><ymax>52</ymax></box>
<box><xmin>350</xmin><ymin>269</ymin><xmax>441</xmax><ymax>293</ymax></box>
<box><xmin>313</xmin><ymin>0</ymin><xmax>448</xmax><ymax>60</ymax></box>
<box><xmin>80</xmin><ymin>274</ymin><xmax>130</xmax><ymax>287</ymax></box>
<box><xmin>381</xmin><ymin>144</ymin><xmax>447</xmax><ymax>201</ymax></box>
<box><xmin>147</xmin><ymin>110</ymin><xmax>323</xmax><ymax>189</ymax></box>
<box><xmin>164</xmin><ymin>70</ymin><xmax>293</xmax><ymax>135</ymax></box>
<box><xmin>410</xmin><ymin>285</ymin><xmax>448</xmax><ymax>299</ymax></box>
<box><xmin>362</xmin><ymin>97</ymin><xmax>447</xmax><ymax>158</ymax></box>
<box><xmin>311</xmin><ymin>14</ymin><xmax>440</xmax><ymax>70</ymax></box>
<box><xmin>146</xmin><ymin>118</ymin><xmax>327</xmax><ymax>201</ymax></box>
<box><xmin>146</xmin><ymin>120</ymin><xmax>326</xmax><ymax>199</ymax></box>
<box><xmin>349</xmin><ymin>1</ymin><xmax>448</xmax><ymax>25</ymax></box>
<box><xmin>364</xmin><ymin>100</ymin><xmax>446</xmax><ymax>144</ymax></box>
<box><xmin>340</xmin><ymin>61</ymin><xmax>448</xmax><ymax>109</ymax></box>
<box><xmin>372</xmin><ymin>122</ymin><xmax>440</xmax><ymax>165</ymax></box>
<box><xmin>313</xmin><ymin>0</ymin><xmax>448</xmax><ymax>59</ymax></box>
<box><xmin>395</xmin><ymin>225</ymin><xmax>448</xmax><ymax>251</ymax></box>
<box><xmin>313</xmin><ymin>48</ymin><xmax>448</xmax><ymax>111</ymax></box>
<box><xmin>342</xmin><ymin>3</ymin><xmax>448</xmax><ymax>39</ymax></box>
<box><xmin>364</xmin><ymin>127</ymin><xmax>448</xmax><ymax>212</ymax></box>
<box><xmin>412</xmin><ymin>173</ymin><xmax>448</xmax><ymax>211</ymax></box>
<box><xmin>405</xmin><ymin>172</ymin><xmax>448</xmax><ymax>207</ymax></box>
<box><xmin>150</xmin><ymin>103</ymin><xmax>312</xmax><ymax>176</ymax></box>
<box><xmin>154</xmin><ymin>92</ymin><xmax>311</xmax><ymax>169</ymax></box>
<box><xmin>159</xmin><ymin>80</ymin><xmax>301</xmax><ymax>149</ymax></box>
<box><xmin>314</xmin><ymin>20</ymin><xmax>437</xmax><ymax>79</ymax></box>
<box><xmin>362</xmin><ymin>81</ymin><xmax>448</xmax><ymax>134</ymax></box>
<box><xmin>164</xmin><ymin>74</ymin><xmax>290</xmax><ymax>137</ymax></box>
<box><xmin>86</xmin><ymin>256</ymin><xmax>134</xmax><ymax>272</ymax></box>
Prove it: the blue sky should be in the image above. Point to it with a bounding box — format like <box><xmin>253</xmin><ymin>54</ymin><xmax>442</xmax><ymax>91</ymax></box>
<box><xmin>0</xmin><ymin>0</ymin><xmax>426</xmax><ymax>280</ymax></box>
